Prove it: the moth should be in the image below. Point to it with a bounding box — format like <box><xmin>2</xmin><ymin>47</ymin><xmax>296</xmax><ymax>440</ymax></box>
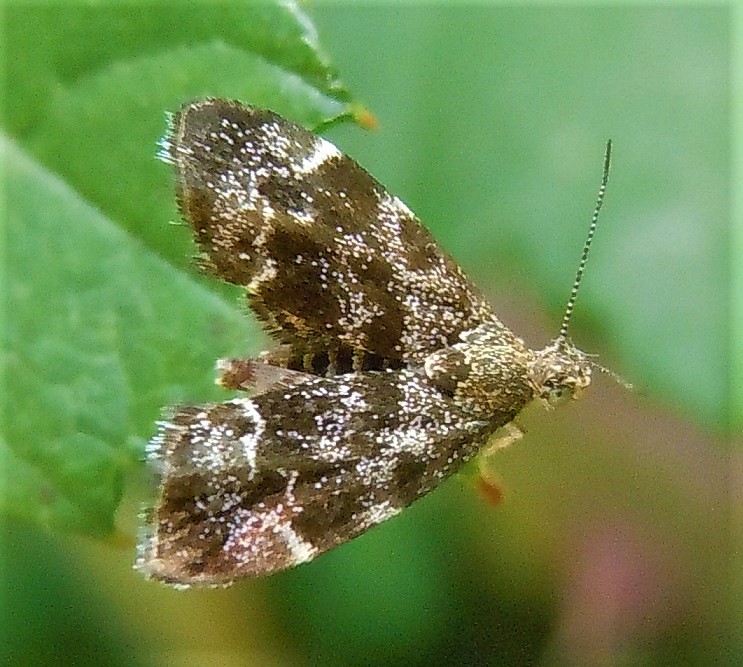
<box><xmin>136</xmin><ymin>99</ymin><xmax>615</xmax><ymax>587</ymax></box>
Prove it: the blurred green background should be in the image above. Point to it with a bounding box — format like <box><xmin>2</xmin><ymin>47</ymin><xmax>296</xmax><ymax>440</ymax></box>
<box><xmin>3</xmin><ymin>3</ymin><xmax>735</xmax><ymax>666</ymax></box>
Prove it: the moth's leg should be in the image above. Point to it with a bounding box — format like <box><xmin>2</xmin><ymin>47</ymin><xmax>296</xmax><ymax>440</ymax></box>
<box><xmin>474</xmin><ymin>422</ymin><xmax>524</xmax><ymax>506</ymax></box>
<box><xmin>216</xmin><ymin>358</ymin><xmax>315</xmax><ymax>394</ymax></box>
<box><xmin>483</xmin><ymin>422</ymin><xmax>524</xmax><ymax>456</ymax></box>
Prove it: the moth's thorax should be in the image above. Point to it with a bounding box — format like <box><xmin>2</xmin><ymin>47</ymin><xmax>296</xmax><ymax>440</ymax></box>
<box><xmin>423</xmin><ymin>323</ymin><xmax>533</xmax><ymax>417</ymax></box>
<box><xmin>527</xmin><ymin>337</ymin><xmax>592</xmax><ymax>404</ymax></box>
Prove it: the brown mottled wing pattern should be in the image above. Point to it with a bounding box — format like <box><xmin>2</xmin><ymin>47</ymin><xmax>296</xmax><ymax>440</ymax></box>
<box><xmin>137</xmin><ymin>99</ymin><xmax>556</xmax><ymax>587</ymax></box>
<box><xmin>162</xmin><ymin>99</ymin><xmax>502</xmax><ymax>366</ymax></box>
<box><xmin>136</xmin><ymin>370</ymin><xmax>494</xmax><ymax>587</ymax></box>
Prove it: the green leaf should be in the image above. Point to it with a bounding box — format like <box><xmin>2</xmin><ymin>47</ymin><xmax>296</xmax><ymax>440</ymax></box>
<box><xmin>3</xmin><ymin>136</ymin><xmax>257</xmax><ymax>535</ymax></box>
<box><xmin>2</xmin><ymin>3</ymin><xmax>362</xmax><ymax>537</ymax></box>
<box><xmin>28</xmin><ymin>40</ymin><xmax>351</xmax><ymax>277</ymax></box>
<box><xmin>6</xmin><ymin>2</ymin><xmax>354</xmax><ymax>271</ymax></box>
<box><xmin>4</xmin><ymin>1</ymin><xmax>348</xmax><ymax>135</ymax></box>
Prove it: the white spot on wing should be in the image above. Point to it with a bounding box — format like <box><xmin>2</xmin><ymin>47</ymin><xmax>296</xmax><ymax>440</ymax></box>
<box><xmin>294</xmin><ymin>138</ymin><xmax>341</xmax><ymax>174</ymax></box>
<box><xmin>276</xmin><ymin>523</ymin><xmax>318</xmax><ymax>564</ymax></box>
<box><xmin>231</xmin><ymin>398</ymin><xmax>265</xmax><ymax>479</ymax></box>
<box><xmin>359</xmin><ymin>500</ymin><xmax>401</xmax><ymax>529</ymax></box>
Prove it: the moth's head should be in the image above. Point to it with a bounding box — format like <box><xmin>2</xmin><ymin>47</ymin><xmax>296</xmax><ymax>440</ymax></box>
<box><xmin>524</xmin><ymin>140</ymin><xmax>619</xmax><ymax>406</ymax></box>
<box><xmin>528</xmin><ymin>338</ymin><xmax>592</xmax><ymax>405</ymax></box>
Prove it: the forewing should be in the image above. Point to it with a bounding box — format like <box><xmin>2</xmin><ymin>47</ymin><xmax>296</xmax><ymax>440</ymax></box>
<box><xmin>136</xmin><ymin>369</ymin><xmax>493</xmax><ymax>586</ymax></box>
<box><xmin>163</xmin><ymin>99</ymin><xmax>499</xmax><ymax>364</ymax></box>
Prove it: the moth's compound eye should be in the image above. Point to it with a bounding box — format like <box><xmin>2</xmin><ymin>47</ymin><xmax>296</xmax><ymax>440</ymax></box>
<box><xmin>547</xmin><ymin>385</ymin><xmax>573</xmax><ymax>405</ymax></box>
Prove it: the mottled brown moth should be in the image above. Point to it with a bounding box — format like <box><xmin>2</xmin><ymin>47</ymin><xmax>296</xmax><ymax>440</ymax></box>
<box><xmin>136</xmin><ymin>99</ymin><xmax>615</xmax><ymax>587</ymax></box>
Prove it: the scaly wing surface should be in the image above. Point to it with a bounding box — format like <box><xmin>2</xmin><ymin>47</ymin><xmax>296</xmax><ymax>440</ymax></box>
<box><xmin>163</xmin><ymin>100</ymin><xmax>503</xmax><ymax>365</ymax></box>
<box><xmin>137</xmin><ymin>369</ymin><xmax>495</xmax><ymax>586</ymax></box>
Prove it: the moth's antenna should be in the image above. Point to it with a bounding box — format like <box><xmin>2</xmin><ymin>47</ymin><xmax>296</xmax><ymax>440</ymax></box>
<box><xmin>590</xmin><ymin>358</ymin><xmax>633</xmax><ymax>390</ymax></box>
<box><xmin>558</xmin><ymin>140</ymin><xmax>612</xmax><ymax>341</ymax></box>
